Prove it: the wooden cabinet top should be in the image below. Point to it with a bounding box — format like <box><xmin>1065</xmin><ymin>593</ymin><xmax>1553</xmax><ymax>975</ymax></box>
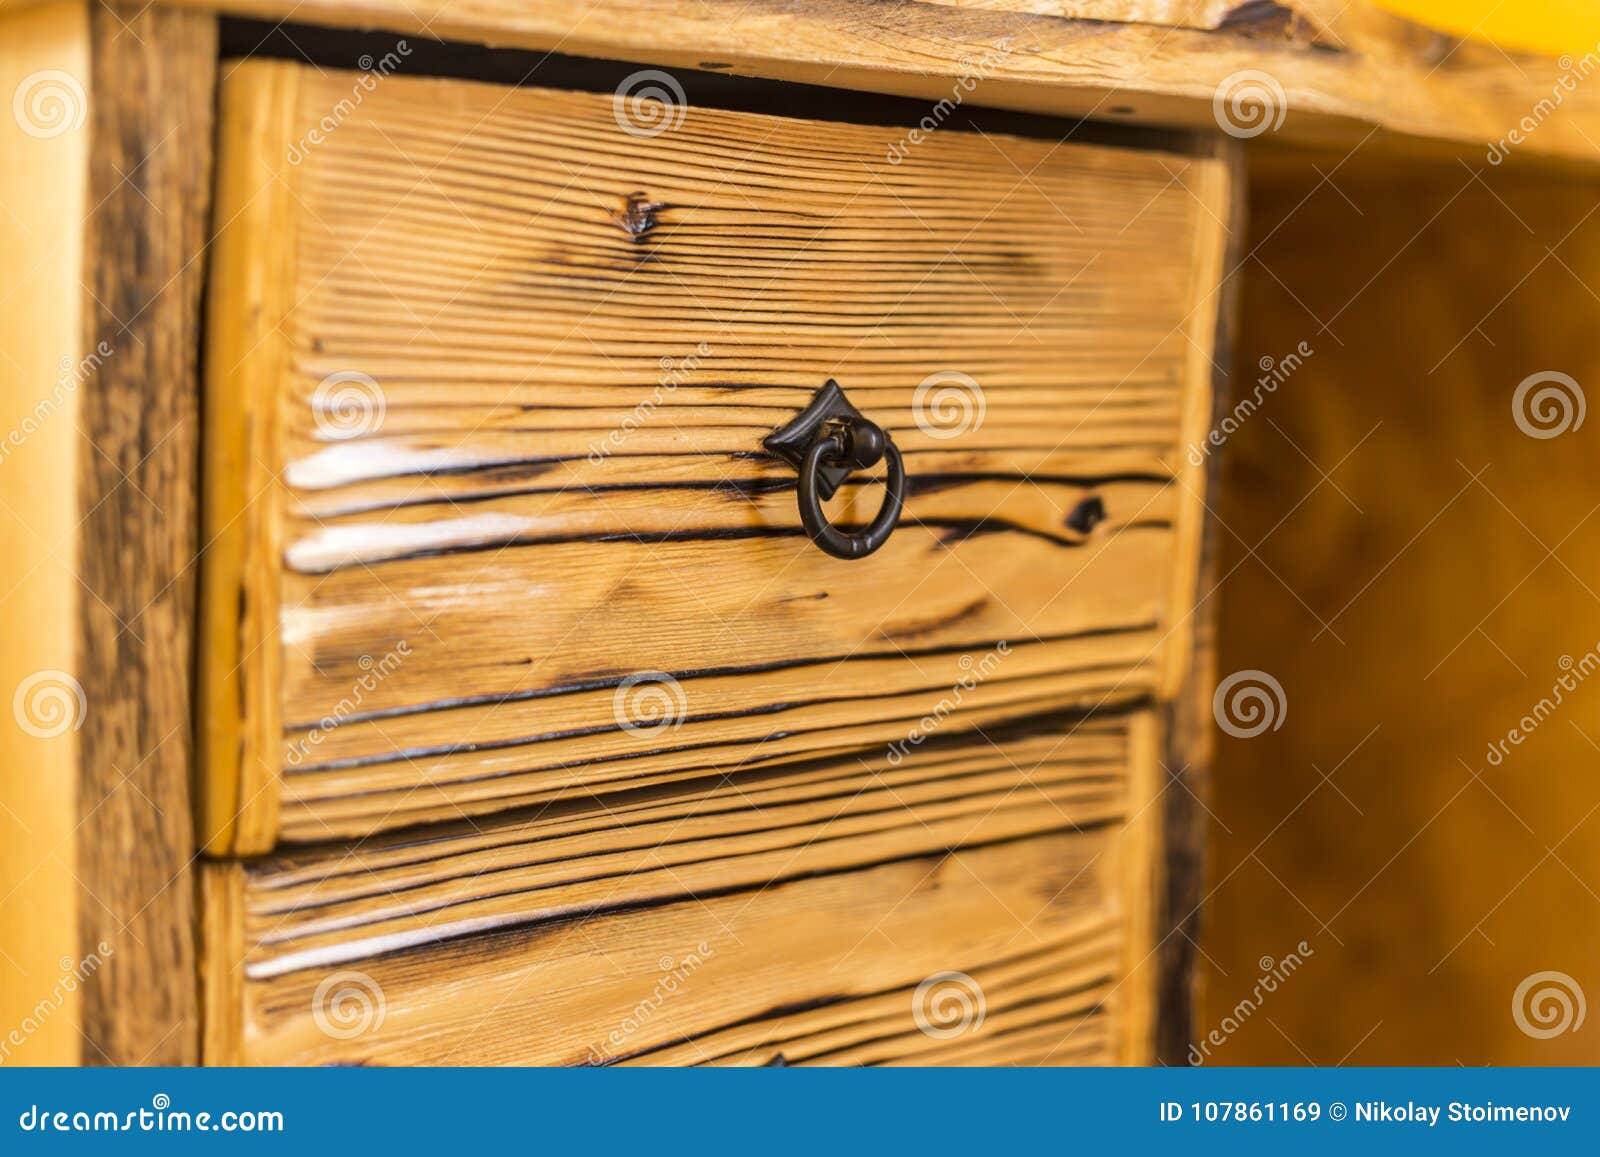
<box><xmin>24</xmin><ymin>0</ymin><xmax>1589</xmax><ymax>164</ymax></box>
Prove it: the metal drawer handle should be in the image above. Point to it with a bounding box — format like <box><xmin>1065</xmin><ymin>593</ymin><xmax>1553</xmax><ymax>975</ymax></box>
<box><xmin>764</xmin><ymin>380</ymin><xmax>906</xmax><ymax>561</ymax></box>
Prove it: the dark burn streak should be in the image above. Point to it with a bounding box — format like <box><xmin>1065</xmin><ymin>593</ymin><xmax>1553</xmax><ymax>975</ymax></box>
<box><xmin>260</xmin><ymin>823</ymin><xmax>1121</xmax><ymax>986</ymax></box>
<box><xmin>284</xmin><ymin>652</ymin><xmax>1148</xmax><ymax>775</ymax></box>
<box><xmin>298</xmin><ymin>517</ymin><xmax>1174</xmax><ymax>573</ymax></box>
<box><xmin>875</xmin><ymin>595</ymin><xmax>989</xmax><ymax>643</ymax></box>
<box><xmin>1217</xmin><ymin>0</ymin><xmax>1345</xmax><ymax>53</ymax></box>
<box><xmin>282</xmin><ymin>622</ymin><xmax>1159</xmax><ymax>732</ymax></box>
<box><xmin>283</xmin><ymin>707</ymin><xmax>1140</xmax><ymax>875</ymax></box>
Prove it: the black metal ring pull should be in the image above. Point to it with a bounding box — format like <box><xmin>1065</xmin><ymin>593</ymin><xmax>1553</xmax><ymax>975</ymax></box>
<box><xmin>797</xmin><ymin>422</ymin><xmax>905</xmax><ymax>560</ymax></box>
<box><xmin>764</xmin><ymin>381</ymin><xmax>906</xmax><ymax>561</ymax></box>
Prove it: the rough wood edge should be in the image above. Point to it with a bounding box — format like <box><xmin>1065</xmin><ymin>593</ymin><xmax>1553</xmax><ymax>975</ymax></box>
<box><xmin>1162</xmin><ymin>137</ymin><xmax>1240</xmax><ymax>701</ymax></box>
<box><xmin>1128</xmin><ymin>132</ymin><xmax>1236</xmax><ymax>1057</ymax></box>
<box><xmin>1154</xmin><ymin>139</ymin><xmax>1246</xmax><ymax>1066</ymax></box>
<box><xmin>0</xmin><ymin>0</ymin><xmax>90</xmax><ymax>1067</ymax></box>
<box><xmin>71</xmin><ymin>1</ymin><xmax>217</xmax><ymax>1067</ymax></box>
<box><xmin>198</xmin><ymin>58</ymin><xmax>300</xmax><ymax>856</ymax></box>
<box><xmin>143</xmin><ymin>0</ymin><xmax>1600</xmax><ymax>165</ymax></box>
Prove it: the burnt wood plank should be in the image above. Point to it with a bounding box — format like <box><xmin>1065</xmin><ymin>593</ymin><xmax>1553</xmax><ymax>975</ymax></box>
<box><xmin>75</xmin><ymin>2</ymin><xmax>217</xmax><ymax>1066</ymax></box>
<box><xmin>203</xmin><ymin>712</ymin><xmax>1150</xmax><ymax>1064</ymax></box>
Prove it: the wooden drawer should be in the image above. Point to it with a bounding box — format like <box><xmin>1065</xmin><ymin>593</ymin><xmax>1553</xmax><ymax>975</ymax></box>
<box><xmin>196</xmin><ymin>59</ymin><xmax>1234</xmax><ymax>1067</ymax></box>
<box><xmin>201</xmin><ymin>709</ymin><xmax>1162</xmax><ymax>1065</ymax></box>
<box><xmin>199</xmin><ymin>63</ymin><xmax>1231</xmax><ymax>854</ymax></box>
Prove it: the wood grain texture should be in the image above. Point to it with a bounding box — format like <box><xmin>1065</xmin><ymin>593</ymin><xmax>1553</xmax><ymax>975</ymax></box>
<box><xmin>203</xmin><ymin>63</ymin><xmax>1231</xmax><ymax>850</ymax></box>
<box><xmin>203</xmin><ymin>711</ymin><xmax>1153</xmax><ymax>1065</ymax></box>
<box><xmin>156</xmin><ymin>0</ymin><xmax>1600</xmax><ymax>164</ymax></box>
<box><xmin>73</xmin><ymin>1</ymin><xmax>217</xmax><ymax>1066</ymax></box>
<box><xmin>906</xmin><ymin>0</ymin><xmax>1237</xmax><ymax>29</ymax></box>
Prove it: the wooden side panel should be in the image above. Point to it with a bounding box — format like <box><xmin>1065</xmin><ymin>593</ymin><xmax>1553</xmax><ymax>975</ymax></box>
<box><xmin>203</xmin><ymin>711</ymin><xmax>1158</xmax><ymax>1065</ymax></box>
<box><xmin>203</xmin><ymin>63</ymin><xmax>1233</xmax><ymax>849</ymax></box>
<box><xmin>73</xmin><ymin>2</ymin><xmax>216</xmax><ymax>1066</ymax></box>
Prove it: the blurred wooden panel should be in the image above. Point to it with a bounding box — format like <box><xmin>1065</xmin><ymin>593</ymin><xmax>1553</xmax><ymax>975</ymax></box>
<box><xmin>1204</xmin><ymin>148</ymin><xmax>1600</xmax><ymax>1064</ymax></box>
<box><xmin>0</xmin><ymin>0</ymin><xmax>88</xmax><ymax>1067</ymax></box>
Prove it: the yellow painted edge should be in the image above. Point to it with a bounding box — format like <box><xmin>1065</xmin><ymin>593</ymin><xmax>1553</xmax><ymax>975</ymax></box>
<box><xmin>0</xmin><ymin>0</ymin><xmax>89</xmax><ymax>1068</ymax></box>
<box><xmin>198</xmin><ymin>59</ymin><xmax>301</xmax><ymax>856</ymax></box>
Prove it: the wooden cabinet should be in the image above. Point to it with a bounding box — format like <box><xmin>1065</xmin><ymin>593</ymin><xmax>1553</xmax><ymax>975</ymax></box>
<box><xmin>6</xmin><ymin>0</ymin><xmax>1597</xmax><ymax>1073</ymax></box>
<box><xmin>193</xmin><ymin>62</ymin><xmax>1235</xmax><ymax>1063</ymax></box>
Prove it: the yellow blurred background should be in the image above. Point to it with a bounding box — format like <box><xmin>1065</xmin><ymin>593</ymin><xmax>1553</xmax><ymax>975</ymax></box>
<box><xmin>1378</xmin><ymin>0</ymin><xmax>1596</xmax><ymax>53</ymax></box>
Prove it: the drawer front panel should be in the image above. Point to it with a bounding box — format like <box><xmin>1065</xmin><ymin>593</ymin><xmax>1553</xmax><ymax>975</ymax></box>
<box><xmin>200</xmin><ymin>63</ymin><xmax>1229</xmax><ymax>851</ymax></box>
<box><xmin>201</xmin><ymin>710</ymin><xmax>1162</xmax><ymax>1066</ymax></box>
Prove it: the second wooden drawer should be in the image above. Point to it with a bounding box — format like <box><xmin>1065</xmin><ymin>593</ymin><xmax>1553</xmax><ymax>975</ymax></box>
<box><xmin>202</xmin><ymin>709</ymin><xmax>1160</xmax><ymax>1064</ymax></box>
